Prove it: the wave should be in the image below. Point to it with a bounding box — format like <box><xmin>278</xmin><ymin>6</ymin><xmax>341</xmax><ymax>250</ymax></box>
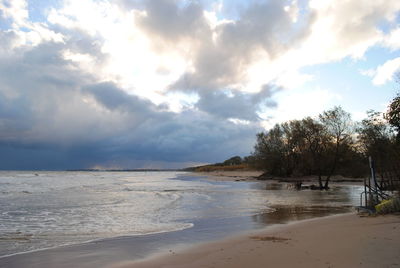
<box><xmin>0</xmin><ymin>221</ymin><xmax>194</xmax><ymax>259</ymax></box>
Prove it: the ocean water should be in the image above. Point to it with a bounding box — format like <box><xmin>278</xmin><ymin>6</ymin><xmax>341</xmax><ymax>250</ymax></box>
<box><xmin>0</xmin><ymin>171</ymin><xmax>363</xmax><ymax>258</ymax></box>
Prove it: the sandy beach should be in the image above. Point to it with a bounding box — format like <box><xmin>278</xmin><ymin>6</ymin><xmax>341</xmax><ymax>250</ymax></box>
<box><xmin>114</xmin><ymin>213</ymin><xmax>400</xmax><ymax>268</ymax></box>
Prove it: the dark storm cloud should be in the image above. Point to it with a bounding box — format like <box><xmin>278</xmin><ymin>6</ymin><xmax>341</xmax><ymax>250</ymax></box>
<box><xmin>0</xmin><ymin>41</ymin><xmax>96</xmax><ymax>144</ymax></box>
<box><xmin>84</xmin><ymin>82</ymin><xmax>155</xmax><ymax>114</ymax></box>
<box><xmin>0</xmin><ymin>37</ymin><xmax>261</xmax><ymax>169</ymax></box>
<box><xmin>196</xmin><ymin>84</ymin><xmax>279</xmax><ymax>120</ymax></box>
<box><xmin>81</xmin><ymin>82</ymin><xmax>261</xmax><ymax>165</ymax></box>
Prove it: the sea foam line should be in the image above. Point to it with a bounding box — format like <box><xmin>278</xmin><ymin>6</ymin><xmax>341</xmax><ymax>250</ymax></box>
<box><xmin>0</xmin><ymin>222</ymin><xmax>194</xmax><ymax>259</ymax></box>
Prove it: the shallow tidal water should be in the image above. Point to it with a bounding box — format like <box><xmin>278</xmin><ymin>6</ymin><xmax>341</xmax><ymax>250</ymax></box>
<box><xmin>0</xmin><ymin>171</ymin><xmax>363</xmax><ymax>266</ymax></box>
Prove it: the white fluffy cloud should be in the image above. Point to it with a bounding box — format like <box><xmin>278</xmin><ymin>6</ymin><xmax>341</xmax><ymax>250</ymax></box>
<box><xmin>372</xmin><ymin>57</ymin><xmax>400</xmax><ymax>85</ymax></box>
<box><xmin>304</xmin><ymin>0</ymin><xmax>399</xmax><ymax>61</ymax></box>
<box><xmin>360</xmin><ymin>57</ymin><xmax>400</xmax><ymax>85</ymax></box>
<box><xmin>384</xmin><ymin>27</ymin><xmax>400</xmax><ymax>50</ymax></box>
<box><xmin>18</xmin><ymin>0</ymin><xmax>400</xmax><ymax>102</ymax></box>
<box><xmin>0</xmin><ymin>0</ymin><xmax>28</xmax><ymax>27</ymax></box>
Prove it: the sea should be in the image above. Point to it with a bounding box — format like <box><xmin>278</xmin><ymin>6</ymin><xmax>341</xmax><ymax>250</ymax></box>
<box><xmin>0</xmin><ymin>171</ymin><xmax>363</xmax><ymax>259</ymax></box>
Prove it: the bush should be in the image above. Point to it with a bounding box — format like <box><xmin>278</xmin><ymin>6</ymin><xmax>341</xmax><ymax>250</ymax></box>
<box><xmin>375</xmin><ymin>198</ymin><xmax>400</xmax><ymax>214</ymax></box>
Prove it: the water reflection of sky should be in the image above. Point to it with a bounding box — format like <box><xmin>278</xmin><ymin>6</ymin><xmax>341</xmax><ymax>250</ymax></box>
<box><xmin>177</xmin><ymin>175</ymin><xmax>363</xmax><ymax>229</ymax></box>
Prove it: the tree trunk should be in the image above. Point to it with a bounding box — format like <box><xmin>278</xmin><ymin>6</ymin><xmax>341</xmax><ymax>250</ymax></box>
<box><xmin>318</xmin><ymin>175</ymin><xmax>324</xmax><ymax>189</ymax></box>
<box><xmin>323</xmin><ymin>175</ymin><xmax>331</xmax><ymax>189</ymax></box>
<box><xmin>324</xmin><ymin>138</ymin><xmax>340</xmax><ymax>189</ymax></box>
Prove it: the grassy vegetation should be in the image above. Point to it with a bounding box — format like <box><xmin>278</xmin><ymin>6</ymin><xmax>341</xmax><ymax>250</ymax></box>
<box><xmin>184</xmin><ymin>155</ymin><xmax>258</xmax><ymax>172</ymax></box>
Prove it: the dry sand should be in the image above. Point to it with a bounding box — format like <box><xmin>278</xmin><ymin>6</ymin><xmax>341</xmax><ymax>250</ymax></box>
<box><xmin>113</xmin><ymin>213</ymin><xmax>400</xmax><ymax>268</ymax></box>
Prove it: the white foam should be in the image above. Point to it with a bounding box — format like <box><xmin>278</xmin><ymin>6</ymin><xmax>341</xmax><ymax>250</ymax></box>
<box><xmin>0</xmin><ymin>171</ymin><xmax>202</xmax><ymax>257</ymax></box>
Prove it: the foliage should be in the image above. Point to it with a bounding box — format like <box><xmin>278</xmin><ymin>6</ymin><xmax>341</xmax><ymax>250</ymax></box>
<box><xmin>188</xmin><ymin>155</ymin><xmax>258</xmax><ymax>172</ymax></box>
<box><xmin>252</xmin><ymin>106</ymin><xmax>362</xmax><ymax>189</ymax></box>
<box><xmin>386</xmin><ymin>93</ymin><xmax>400</xmax><ymax>138</ymax></box>
<box><xmin>253</xmin><ymin>124</ymin><xmax>291</xmax><ymax>177</ymax></box>
<box><xmin>318</xmin><ymin>107</ymin><xmax>354</xmax><ymax>187</ymax></box>
<box><xmin>192</xmin><ymin>94</ymin><xmax>400</xmax><ymax>192</ymax></box>
<box><xmin>251</xmin><ymin>101</ymin><xmax>400</xmax><ymax>190</ymax></box>
<box><xmin>223</xmin><ymin>156</ymin><xmax>243</xmax><ymax>166</ymax></box>
<box><xmin>357</xmin><ymin>110</ymin><xmax>400</xmax><ymax>181</ymax></box>
<box><xmin>192</xmin><ymin>164</ymin><xmax>251</xmax><ymax>172</ymax></box>
<box><xmin>375</xmin><ymin>198</ymin><xmax>400</xmax><ymax>214</ymax></box>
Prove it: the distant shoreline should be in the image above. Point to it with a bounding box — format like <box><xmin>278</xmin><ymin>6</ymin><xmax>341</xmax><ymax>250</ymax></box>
<box><xmin>0</xmin><ymin>169</ymin><xmax>185</xmax><ymax>172</ymax></box>
<box><xmin>66</xmin><ymin>169</ymin><xmax>184</xmax><ymax>172</ymax></box>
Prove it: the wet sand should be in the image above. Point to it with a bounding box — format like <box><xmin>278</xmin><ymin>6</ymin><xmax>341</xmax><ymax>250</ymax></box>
<box><xmin>115</xmin><ymin>213</ymin><xmax>400</xmax><ymax>268</ymax></box>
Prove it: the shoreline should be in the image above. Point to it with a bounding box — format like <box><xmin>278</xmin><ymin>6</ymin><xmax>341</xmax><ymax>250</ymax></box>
<box><xmin>194</xmin><ymin>170</ymin><xmax>364</xmax><ymax>186</ymax></box>
<box><xmin>193</xmin><ymin>170</ymin><xmax>264</xmax><ymax>181</ymax></box>
<box><xmin>0</xmin><ymin>171</ymin><xmax>370</xmax><ymax>267</ymax></box>
<box><xmin>114</xmin><ymin>212</ymin><xmax>400</xmax><ymax>268</ymax></box>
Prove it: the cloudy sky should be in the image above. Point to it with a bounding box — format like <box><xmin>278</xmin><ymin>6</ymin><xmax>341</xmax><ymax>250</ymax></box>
<box><xmin>0</xmin><ymin>0</ymin><xmax>399</xmax><ymax>170</ymax></box>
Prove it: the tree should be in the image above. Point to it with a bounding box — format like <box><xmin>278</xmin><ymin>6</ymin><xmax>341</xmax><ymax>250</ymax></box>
<box><xmin>359</xmin><ymin>110</ymin><xmax>400</xmax><ymax>178</ymax></box>
<box><xmin>253</xmin><ymin>118</ymin><xmax>325</xmax><ymax>180</ymax></box>
<box><xmin>223</xmin><ymin>156</ymin><xmax>242</xmax><ymax>166</ymax></box>
<box><xmin>386</xmin><ymin>93</ymin><xmax>400</xmax><ymax>139</ymax></box>
<box><xmin>252</xmin><ymin>106</ymin><xmax>355</xmax><ymax>189</ymax></box>
<box><xmin>253</xmin><ymin>124</ymin><xmax>288</xmax><ymax>176</ymax></box>
<box><xmin>319</xmin><ymin>106</ymin><xmax>353</xmax><ymax>188</ymax></box>
<box><xmin>297</xmin><ymin>117</ymin><xmax>330</xmax><ymax>188</ymax></box>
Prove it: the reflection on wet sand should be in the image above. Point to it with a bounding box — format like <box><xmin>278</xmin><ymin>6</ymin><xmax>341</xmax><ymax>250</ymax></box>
<box><xmin>253</xmin><ymin>205</ymin><xmax>352</xmax><ymax>225</ymax></box>
<box><xmin>265</xmin><ymin>182</ymin><xmax>286</xmax><ymax>190</ymax></box>
<box><xmin>252</xmin><ymin>180</ymin><xmax>359</xmax><ymax>225</ymax></box>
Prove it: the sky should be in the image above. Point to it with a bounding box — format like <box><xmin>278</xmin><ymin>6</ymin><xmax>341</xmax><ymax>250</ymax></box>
<box><xmin>0</xmin><ymin>0</ymin><xmax>399</xmax><ymax>170</ymax></box>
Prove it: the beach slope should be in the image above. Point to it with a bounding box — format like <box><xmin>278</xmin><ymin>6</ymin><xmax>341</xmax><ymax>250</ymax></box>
<box><xmin>117</xmin><ymin>213</ymin><xmax>400</xmax><ymax>268</ymax></box>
